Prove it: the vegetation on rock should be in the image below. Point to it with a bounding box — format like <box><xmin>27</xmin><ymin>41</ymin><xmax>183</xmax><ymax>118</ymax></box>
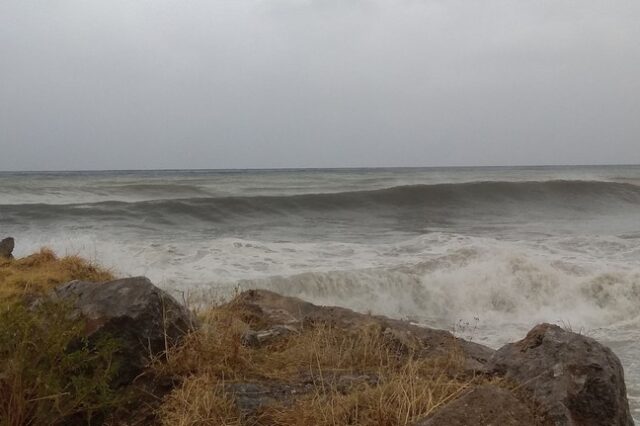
<box><xmin>0</xmin><ymin>248</ymin><xmax>113</xmax><ymax>299</ymax></box>
<box><xmin>0</xmin><ymin>249</ymin><xmax>479</xmax><ymax>425</ymax></box>
<box><xmin>0</xmin><ymin>248</ymin><xmax>633</xmax><ymax>425</ymax></box>
<box><xmin>156</xmin><ymin>302</ymin><xmax>479</xmax><ymax>425</ymax></box>
<box><xmin>0</xmin><ymin>250</ymin><xmax>121</xmax><ymax>426</ymax></box>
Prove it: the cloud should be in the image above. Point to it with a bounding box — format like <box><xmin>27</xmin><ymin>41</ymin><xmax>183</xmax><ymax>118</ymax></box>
<box><xmin>1</xmin><ymin>0</ymin><xmax>639</xmax><ymax>170</ymax></box>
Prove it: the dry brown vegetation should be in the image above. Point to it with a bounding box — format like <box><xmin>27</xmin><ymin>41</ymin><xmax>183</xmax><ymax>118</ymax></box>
<box><xmin>0</xmin><ymin>249</ymin><xmax>483</xmax><ymax>425</ymax></box>
<box><xmin>0</xmin><ymin>248</ymin><xmax>113</xmax><ymax>299</ymax></box>
<box><xmin>155</xmin><ymin>303</ymin><xmax>481</xmax><ymax>426</ymax></box>
<box><xmin>0</xmin><ymin>249</ymin><xmax>120</xmax><ymax>426</ymax></box>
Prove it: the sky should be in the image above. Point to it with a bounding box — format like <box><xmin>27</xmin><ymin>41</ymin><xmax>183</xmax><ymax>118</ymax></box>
<box><xmin>1</xmin><ymin>0</ymin><xmax>639</xmax><ymax>171</ymax></box>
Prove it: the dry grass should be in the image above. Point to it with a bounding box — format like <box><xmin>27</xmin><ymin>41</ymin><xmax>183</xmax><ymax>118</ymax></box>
<box><xmin>158</xmin><ymin>376</ymin><xmax>242</xmax><ymax>426</ymax></box>
<box><xmin>156</xmin><ymin>303</ymin><xmax>480</xmax><ymax>426</ymax></box>
<box><xmin>0</xmin><ymin>249</ymin><xmax>121</xmax><ymax>426</ymax></box>
<box><xmin>0</xmin><ymin>248</ymin><xmax>114</xmax><ymax>299</ymax></box>
<box><xmin>0</xmin><ymin>301</ymin><xmax>123</xmax><ymax>426</ymax></box>
<box><xmin>0</xmin><ymin>249</ymin><xmax>484</xmax><ymax>425</ymax></box>
<box><xmin>260</xmin><ymin>362</ymin><xmax>473</xmax><ymax>426</ymax></box>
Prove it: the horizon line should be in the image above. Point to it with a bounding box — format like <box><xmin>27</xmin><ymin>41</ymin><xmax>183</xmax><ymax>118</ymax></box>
<box><xmin>1</xmin><ymin>162</ymin><xmax>640</xmax><ymax>174</ymax></box>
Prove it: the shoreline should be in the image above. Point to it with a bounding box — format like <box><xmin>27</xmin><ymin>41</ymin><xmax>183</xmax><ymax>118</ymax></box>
<box><xmin>0</xmin><ymin>246</ymin><xmax>635</xmax><ymax>425</ymax></box>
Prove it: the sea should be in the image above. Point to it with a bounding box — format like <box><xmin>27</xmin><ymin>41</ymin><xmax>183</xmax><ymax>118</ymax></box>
<box><xmin>1</xmin><ymin>165</ymin><xmax>639</xmax><ymax>418</ymax></box>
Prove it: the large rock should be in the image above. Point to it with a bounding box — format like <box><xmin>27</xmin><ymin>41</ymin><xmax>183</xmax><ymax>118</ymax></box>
<box><xmin>415</xmin><ymin>384</ymin><xmax>536</xmax><ymax>426</ymax></box>
<box><xmin>233</xmin><ymin>289</ymin><xmax>494</xmax><ymax>372</ymax></box>
<box><xmin>488</xmin><ymin>323</ymin><xmax>633</xmax><ymax>425</ymax></box>
<box><xmin>0</xmin><ymin>237</ymin><xmax>14</xmax><ymax>259</ymax></box>
<box><xmin>53</xmin><ymin>276</ymin><xmax>196</xmax><ymax>386</ymax></box>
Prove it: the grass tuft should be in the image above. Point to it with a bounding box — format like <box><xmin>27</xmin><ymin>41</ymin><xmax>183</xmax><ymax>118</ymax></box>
<box><xmin>0</xmin><ymin>248</ymin><xmax>121</xmax><ymax>426</ymax></box>
<box><xmin>159</xmin><ymin>375</ymin><xmax>241</xmax><ymax>426</ymax></box>
<box><xmin>156</xmin><ymin>304</ymin><xmax>480</xmax><ymax>425</ymax></box>
<box><xmin>0</xmin><ymin>248</ymin><xmax>113</xmax><ymax>299</ymax></box>
<box><xmin>0</xmin><ymin>300</ymin><xmax>123</xmax><ymax>426</ymax></box>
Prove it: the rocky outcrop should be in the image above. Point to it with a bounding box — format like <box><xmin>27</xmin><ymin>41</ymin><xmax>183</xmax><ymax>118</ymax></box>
<box><xmin>0</xmin><ymin>237</ymin><xmax>14</xmax><ymax>259</ymax></box>
<box><xmin>487</xmin><ymin>323</ymin><xmax>634</xmax><ymax>426</ymax></box>
<box><xmin>234</xmin><ymin>289</ymin><xmax>494</xmax><ymax>371</ymax></box>
<box><xmin>53</xmin><ymin>276</ymin><xmax>196</xmax><ymax>386</ymax></box>
<box><xmin>412</xmin><ymin>323</ymin><xmax>635</xmax><ymax>426</ymax></box>
<box><xmin>203</xmin><ymin>289</ymin><xmax>496</xmax><ymax>416</ymax></box>
<box><xmin>39</xmin><ymin>281</ymin><xmax>635</xmax><ymax>424</ymax></box>
<box><xmin>415</xmin><ymin>384</ymin><xmax>536</xmax><ymax>426</ymax></box>
<box><xmin>229</xmin><ymin>292</ymin><xmax>634</xmax><ymax>425</ymax></box>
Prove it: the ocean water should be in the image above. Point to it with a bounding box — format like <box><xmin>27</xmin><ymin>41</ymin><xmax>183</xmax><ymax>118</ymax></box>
<box><xmin>2</xmin><ymin>165</ymin><xmax>640</xmax><ymax>417</ymax></box>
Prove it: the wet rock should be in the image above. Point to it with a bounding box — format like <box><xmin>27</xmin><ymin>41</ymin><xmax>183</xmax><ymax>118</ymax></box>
<box><xmin>488</xmin><ymin>323</ymin><xmax>634</xmax><ymax>426</ymax></box>
<box><xmin>0</xmin><ymin>237</ymin><xmax>14</xmax><ymax>259</ymax></box>
<box><xmin>53</xmin><ymin>276</ymin><xmax>196</xmax><ymax>386</ymax></box>
<box><xmin>415</xmin><ymin>384</ymin><xmax>536</xmax><ymax>426</ymax></box>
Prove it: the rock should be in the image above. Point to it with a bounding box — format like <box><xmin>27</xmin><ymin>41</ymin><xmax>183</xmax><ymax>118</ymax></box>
<box><xmin>223</xmin><ymin>382</ymin><xmax>310</xmax><ymax>415</ymax></box>
<box><xmin>224</xmin><ymin>382</ymin><xmax>283</xmax><ymax>414</ymax></box>
<box><xmin>414</xmin><ymin>384</ymin><xmax>536</xmax><ymax>426</ymax></box>
<box><xmin>233</xmin><ymin>289</ymin><xmax>494</xmax><ymax>372</ymax></box>
<box><xmin>488</xmin><ymin>323</ymin><xmax>634</xmax><ymax>426</ymax></box>
<box><xmin>223</xmin><ymin>373</ymin><xmax>380</xmax><ymax>416</ymax></box>
<box><xmin>241</xmin><ymin>324</ymin><xmax>298</xmax><ymax>348</ymax></box>
<box><xmin>0</xmin><ymin>237</ymin><xmax>14</xmax><ymax>259</ymax></box>
<box><xmin>53</xmin><ymin>276</ymin><xmax>196</xmax><ymax>386</ymax></box>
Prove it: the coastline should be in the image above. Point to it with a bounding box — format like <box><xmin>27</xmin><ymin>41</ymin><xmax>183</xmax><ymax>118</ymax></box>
<box><xmin>0</xmin><ymin>246</ymin><xmax>634</xmax><ymax>425</ymax></box>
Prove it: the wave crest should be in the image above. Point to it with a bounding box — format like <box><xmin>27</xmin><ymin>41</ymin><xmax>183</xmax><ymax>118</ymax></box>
<box><xmin>3</xmin><ymin>180</ymin><xmax>640</xmax><ymax>226</ymax></box>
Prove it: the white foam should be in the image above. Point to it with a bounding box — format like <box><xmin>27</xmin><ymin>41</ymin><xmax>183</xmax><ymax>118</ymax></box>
<box><xmin>15</xmin><ymin>231</ymin><xmax>640</xmax><ymax>330</ymax></box>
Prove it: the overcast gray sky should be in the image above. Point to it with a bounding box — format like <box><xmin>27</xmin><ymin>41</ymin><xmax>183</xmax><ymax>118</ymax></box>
<box><xmin>1</xmin><ymin>0</ymin><xmax>639</xmax><ymax>171</ymax></box>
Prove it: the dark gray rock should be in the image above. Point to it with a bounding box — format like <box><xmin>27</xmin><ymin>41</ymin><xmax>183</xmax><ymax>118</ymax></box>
<box><xmin>415</xmin><ymin>384</ymin><xmax>536</xmax><ymax>426</ymax></box>
<box><xmin>53</xmin><ymin>276</ymin><xmax>196</xmax><ymax>386</ymax></box>
<box><xmin>0</xmin><ymin>237</ymin><xmax>14</xmax><ymax>259</ymax></box>
<box><xmin>488</xmin><ymin>323</ymin><xmax>634</xmax><ymax>426</ymax></box>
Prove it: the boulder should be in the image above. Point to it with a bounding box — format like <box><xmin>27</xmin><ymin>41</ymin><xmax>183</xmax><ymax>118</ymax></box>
<box><xmin>414</xmin><ymin>384</ymin><xmax>536</xmax><ymax>426</ymax></box>
<box><xmin>0</xmin><ymin>237</ymin><xmax>14</xmax><ymax>259</ymax></box>
<box><xmin>488</xmin><ymin>323</ymin><xmax>634</xmax><ymax>426</ymax></box>
<box><xmin>53</xmin><ymin>276</ymin><xmax>196</xmax><ymax>386</ymax></box>
<box><xmin>233</xmin><ymin>289</ymin><xmax>494</xmax><ymax>372</ymax></box>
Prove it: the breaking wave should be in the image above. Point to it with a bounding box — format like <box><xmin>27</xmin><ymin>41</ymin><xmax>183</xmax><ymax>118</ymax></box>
<box><xmin>3</xmin><ymin>180</ymin><xmax>640</xmax><ymax>226</ymax></box>
<box><xmin>233</xmin><ymin>239</ymin><xmax>640</xmax><ymax>348</ymax></box>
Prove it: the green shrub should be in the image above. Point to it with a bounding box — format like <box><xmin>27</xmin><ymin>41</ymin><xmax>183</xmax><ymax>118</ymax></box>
<box><xmin>0</xmin><ymin>300</ymin><xmax>123</xmax><ymax>426</ymax></box>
